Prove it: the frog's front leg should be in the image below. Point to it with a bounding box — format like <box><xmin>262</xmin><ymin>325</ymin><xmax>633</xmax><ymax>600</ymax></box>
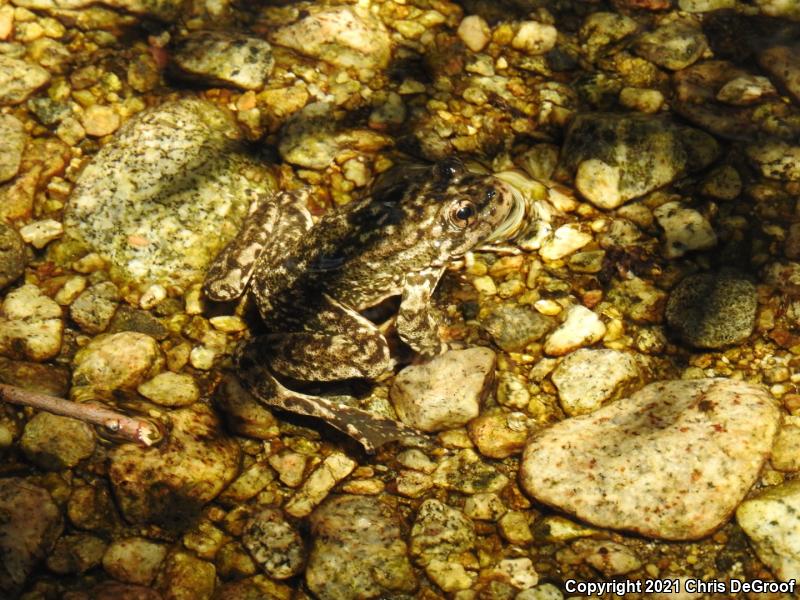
<box><xmin>396</xmin><ymin>266</ymin><xmax>448</xmax><ymax>357</ymax></box>
<box><xmin>204</xmin><ymin>190</ymin><xmax>313</xmax><ymax>302</ymax></box>
<box><xmin>267</xmin><ymin>294</ymin><xmax>394</xmax><ymax>381</ymax></box>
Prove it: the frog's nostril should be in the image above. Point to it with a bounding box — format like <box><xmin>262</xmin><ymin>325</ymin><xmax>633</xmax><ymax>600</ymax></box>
<box><xmin>484</xmin><ymin>189</ymin><xmax>496</xmax><ymax>202</ymax></box>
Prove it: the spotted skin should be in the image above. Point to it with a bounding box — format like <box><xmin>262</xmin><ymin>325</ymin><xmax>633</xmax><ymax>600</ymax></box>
<box><xmin>204</xmin><ymin>158</ymin><xmax>514</xmax><ymax>452</ymax></box>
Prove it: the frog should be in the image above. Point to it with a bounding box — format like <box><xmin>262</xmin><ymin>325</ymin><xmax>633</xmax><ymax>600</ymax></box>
<box><xmin>204</xmin><ymin>157</ymin><xmax>517</xmax><ymax>452</ymax></box>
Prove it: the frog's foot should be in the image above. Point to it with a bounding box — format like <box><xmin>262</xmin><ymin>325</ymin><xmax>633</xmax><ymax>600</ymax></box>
<box><xmin>236</xmin><ymin>343</ymin><xmax>427</xmax><ymax>453</ymax></box>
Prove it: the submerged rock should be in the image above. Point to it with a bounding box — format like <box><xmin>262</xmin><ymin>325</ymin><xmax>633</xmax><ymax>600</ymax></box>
<box><xmin>63</xmin><ymin>98</ymin><xmax>273</xmax><ymax>289</ymax></box>
<box><xmin>306</xmin><ymin>495</ymin><xmax>417</xmax><ymax>600</ymax></box>
<box><xmin>390</xmin><ymin>347</ymin><xmax>495</xmax><ymax>432</ymax></box>
<box><xmin>0</xmin><ymin>115</ymin><xmax>26</xmax><ymax>183</ymax></box>
<box><xmin>560</xmin><ymin>113</ymin><xmax>718</xmax><ymax>209</ymax></box>
<box><xmin>171</xmin><ymin>31</ymin><xmax>275</xmax><ymax>90</ymax></box>
<box><xmin>665</xmin><ymin>271</ymin><xmax>756</xmax><ymax>349</ymax></box>
<box><xmin>0</xmin><ymin>224</ymin><xmax>27</xmax><ymax>291</ymax></box>
<box><xmin>108</xmin><ymin>404</ymin><xmax>240</xmax><ymax>527</ymax></box>
<box><xmin>0</xmin><ymin>55</ymin><xmax>50</xmax><ymax>105</ymax></box>
<box><xmin>271</xmin><ymin>6</ymin><xmax>392</xmax><ymax>72</ymax></box>
<box><xmin>11</xmin><ymin>0</ymin><xmax>187</xmax><ymax>21</ymax></box>
<box><xmin>737</xmin><ymin>480</ymin><xmax>800</xmax><ymax>580</ymax></box>
<box><xmin>0</xmin><ymin>478</ymin><xmax>63</xmax><ymax>597</ymax></box>
<box><xmin>520</xmin><ymin>378</ymin><xmax>779</xmax><ymax>540</ymax></box>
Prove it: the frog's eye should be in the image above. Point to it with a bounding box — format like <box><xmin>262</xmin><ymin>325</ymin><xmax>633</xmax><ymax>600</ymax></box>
<box><xmin>449</xmin><ymin>200</ymin><xmax>478</xmax><ymax>228</ymax></box>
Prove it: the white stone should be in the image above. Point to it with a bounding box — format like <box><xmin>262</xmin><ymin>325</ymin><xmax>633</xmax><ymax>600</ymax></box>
<box><xmin>19</xmin><ymin>219</ymin><xmax>63</xmax><ymax>249</ymax></box>
<box><xmin>516</xmin><ymin>584</ymin><xmax>564</xmax><ymax>600</ymax></box>
<box><xmin>539</xmin><ymin>224</ymin><xmax>592</xmax><ymax>261</ymax></box>
<box><xmin>463</xmin><ymin>492</ymin><xmax>507</xmax><ymax>521</ymax></box>
<box><xmin>139</xmin><ymin>284</ymin><xmax>167</xmax><ymax>309</ymax></box>
<box><xmin>575</xmin><ymin>159</ymin><xmax>622</xmax><ymax>209</ymax></box>
<box><xmin>390</xmin><ymin>348</ymin><xmax>495</xmax><ymax>432</ymax></box>
<box><xmin>512</xmin><ymin>21</ymin><xmax>557</xmax><ymax>55</ymax></box>
<box><xmin>189</xmin><ymin>345</ymin><xmax>216</xmax><ymax>370</ymax></box>
<box><xmin>457</xmin><ymin>15</ymin><xmax>491</xmax><ymax>52</ymax></box>
<box><xmin>654</xmin><ymin>201</ymin><xmax>717</xmax><ymax>258</ymax></box>
<box><xmin>521</xmin><ymin>378</ymin><xmax>780</xmax><ymax>540</ymax></box>
<box><xmin>737</xmin><ymin>480</ymin><xmax>800</xmax><ymax>580</ymax></box>
<box><xmin>747</xmin><ymin>141</ymin><xmax>800</xmax><ymax>181</ymax></box>
<box><xmin>103</xmin><ymin>537</ymin><xmax>167</xmax><ymax>585</ymax></box>
<box><xmin>543</xmin><ymin>305</ymin><xmax>606</xmax><ymax>356</ymax></box>
<box><xmin>0</xmin><ymin>284</ymin><xmax>63</xmax><ymax>361</ymax></box>
<box><xmin>568</xmin><ymin>539</ymin><xmax>641</xmax><ymax>576</ymax></box>
<box><xmin>551</xmin><ymin>349</ymin><xmax>641</xmax><ymax>416</ymax></box>
<box><xmin>285</xmin><ymin>452</ymin><xmax>356</xmax><ymax>517</ymax></box>
<box><xmin>495</xmin><ymin>557</ymin><xmax>539</xmax><ymax>589</ymax></box>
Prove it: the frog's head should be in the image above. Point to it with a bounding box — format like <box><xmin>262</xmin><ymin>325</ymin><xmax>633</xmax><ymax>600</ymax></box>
<box><xmin>422</xmin><ymin>157</ymin><xmax>516</xmax><ymax>260</ymax></box>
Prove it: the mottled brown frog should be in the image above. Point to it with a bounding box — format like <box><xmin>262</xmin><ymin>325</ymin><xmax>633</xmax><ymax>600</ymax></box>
<box><xmin>205</xmin><ymin>158</ymin><xmax>516</xmax><ymax>451</ymax></box>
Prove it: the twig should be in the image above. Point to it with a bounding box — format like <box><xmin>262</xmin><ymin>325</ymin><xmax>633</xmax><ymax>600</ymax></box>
<box><xmin>0</xmin><ymin>383</ymin><xmax>163</xmax><ymax>447</ymax></box>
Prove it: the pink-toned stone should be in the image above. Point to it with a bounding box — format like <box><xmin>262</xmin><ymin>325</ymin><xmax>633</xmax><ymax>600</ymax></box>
<box><xmin>520</xmin><ymin>378</ymin><xmax>779</xmax><ymax>540</ymax></box>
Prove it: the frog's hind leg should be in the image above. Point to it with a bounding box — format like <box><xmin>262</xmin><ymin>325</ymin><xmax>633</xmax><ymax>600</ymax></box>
<box><xmin>267</xmin><ymin>294</ymin><xmax>395</xmax><ymax>381</ymax></box>
<box><xmin>236</xmin><ymin>341</ymin><xmax>426</xmax><ymax>453</ymax></box>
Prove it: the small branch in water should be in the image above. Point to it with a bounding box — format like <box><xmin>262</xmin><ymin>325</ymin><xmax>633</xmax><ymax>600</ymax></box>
<box><xmin>0</xmin><ymin>383</ymin><xmax>163</xmax><ymax>447</ymax></box>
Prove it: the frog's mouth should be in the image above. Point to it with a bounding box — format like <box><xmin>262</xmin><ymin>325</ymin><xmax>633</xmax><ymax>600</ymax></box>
<box><xmin>479</xmin><ymin>169</ymin><xmax>551</xmax><ymax>249</ymax></box>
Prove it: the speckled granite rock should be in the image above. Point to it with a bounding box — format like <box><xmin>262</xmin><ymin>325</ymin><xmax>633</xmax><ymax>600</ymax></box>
<box><xmin>390</xmin><ymin>347</ymin><xmax>495</xmax><ymax>432</ymax></box>
<box><xmin>520</xmin><ymin>378</ymin><xmax>779</xmax><ymax>540</ymax></box>
<box><xmin>271</xmin><ymin>6</ymin><xmax>392</xmax><ymax>71</ymax></box>
<box><xmin>561</xmin><ymin>113</ymin><xmax>718</xmax><ymax>209</ymax></box>
<box><xmin>306</xmin><ymin>495</ymin><xmax>417</xmax><ymax>600</ymax></box>
<box><xmin>0</xmin><ymin>478</ymin><xmax>63</xmax><ymax>597</ymax></box>
<box><xmin>171</xmin><ymin>31</ymin><xmax>274</xmax><ymax>90</ymax></box>
<box><xmin>0</xmin><ymin>114</ymin><xmax>26</xmax><ymax>183</ymax></box>
<box><xmin>63</xmin><ymin>98</ymin><xmax>273</xmax><ymax>289</ymax></box>
<box><xmin>242</xmin><ymin>508</ymin><xmax>304</xmax><ymax>580</ymax></box>
<box><xmin>410</xmin><ymin>499</ymin><xmax>477</xmax><ymax>592</ymax></box>
<box><xmin>551</xmin><ymin>348</ymin><xmax>643</xmax><ymax>416</ymax></box>
<box><xmin>665</xmin><ymin>271</ymin><xmax>756</xmax><ymax>349</ymax></box>
<box><xmin>108</xmin><ymin>404</ymin><xmax>240</xmax><ymax>527</ymax></box>
<box><xmin>0</xmin><ymin>55</ymin><xmax>50</xmax><ymax>105</ymax></box>
<box><xmin>432</xmin><ymin>448</ymin><xmax>509</xmax><ymax>494</ymax></box>
<box><xmin>737</xmin><ymin>480</ymin><xmax>800</xmax><ymax>580</ymax></box>
<box><xmin>47</xmin><ymin>533</ymin><xmax>106</xmax><ymax>575</ymax></box>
